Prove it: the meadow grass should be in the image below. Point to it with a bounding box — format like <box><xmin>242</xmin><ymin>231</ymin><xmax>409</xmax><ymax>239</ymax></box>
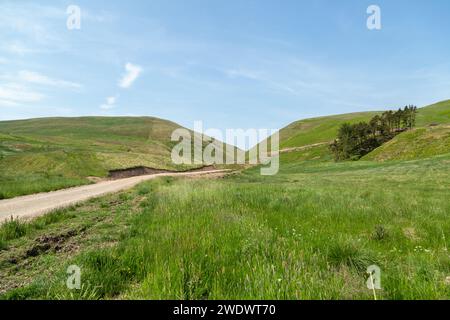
<box><xmin>1</xmin><ymin>155</ymin><xmax>449</xmax><ymax>300</ymax></box>
<box><xmin>0</xmin><ymin>172</ymin><xmax>90</xmax><ymax>200</ymax></box>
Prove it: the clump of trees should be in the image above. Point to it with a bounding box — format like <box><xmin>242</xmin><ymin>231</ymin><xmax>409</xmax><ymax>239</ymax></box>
<box><xmin>330</xmin><ymin>105</ymin><xmax>418</xmax><ymax>161</ymax></box>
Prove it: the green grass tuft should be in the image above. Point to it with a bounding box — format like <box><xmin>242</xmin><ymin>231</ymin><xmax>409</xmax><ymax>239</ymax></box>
<box><xmin>327</xmin><ymin>242</ymin><xmax>377</xmax><ymax>273</ymax></box>
<box><xmin>0</xmin><ymin>218</ymin><xmax>27</xmax><ymax>242</ymax></box>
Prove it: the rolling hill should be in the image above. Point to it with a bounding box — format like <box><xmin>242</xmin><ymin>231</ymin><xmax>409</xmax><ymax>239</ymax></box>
<box><xmin>279</xmin><ymin>112</ymin><xmax>378</xmax><ymax>149</ymax></box>
<box><xmin>0</xmin><ymin>117</ymin><xmax>229</xmax><ymax>199</ymax></box>
<box><xmin>279</xmin><ymin>99</ymin><xmax>450</xmax><ymax>150</ymax></box>
<box><xmin>259</xmin><ymin>99</ymin><xmax>450</xmax><ymax>163</ymax></box>
<box><xmin>1</xmin><ymin>100</ymin><xmax>450</xmax><ymax>199</ymax></box>
<box><xmin>415</xmin><ymin>99</ymin><xmax>450</xmax><ymax>126</ymax></box>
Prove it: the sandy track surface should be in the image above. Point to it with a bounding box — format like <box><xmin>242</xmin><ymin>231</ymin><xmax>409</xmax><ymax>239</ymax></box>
<box><xmin>279</xmin><ymin>142</ymin><xmax>329</xmax><ymax>154</ymax></box>
<box><xmin>0</xmin><ymin>170</ymin><xmax>228</xmax><ymax>223</ymax></box>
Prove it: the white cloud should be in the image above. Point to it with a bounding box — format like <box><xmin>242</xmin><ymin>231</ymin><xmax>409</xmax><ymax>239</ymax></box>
<box><xmin>0</xmin><ymin>99</ymin><xmax>20</xmax><ymax>107</ymax></box>
<box><xmin>100</xmin><ymin>96</ymin><xmax>117</xmax><ymax>110</ymax></box>
<box><xmin>106</xmin><ymin>96</ymin><xmax>116</xmax><ymax>105</ymax></box>
<box><xmin>3</xmin><ymin>41</ymin><xmax>35</xmax><ymax>55</ymax></box>
<box><xmin>224</xmin><ymin>68</ymin><xmax>297</xmax><ymax>95</ymax></box>
<box><xmin>18</xmin><ymin>70</ymin><xmax>82</xmax><ymax>89</ymax></box>
<box><xmin>100</xmin><ymin>104</ymin><xmax>113</xmax><ymax>110</ymax></box>
<box><xmin>119</xmin><ymin>63</ymin><xmax>142</xmax><ymax>88</ymax></box>
<box><xmin>0</xmin><ymin>83</ymin><xmax>45</xmax><ymax>107</ymax></box>
<box><xmin>0</xmin><ymin>4</ymin><xmax>66</xmax><ymax>55</ymax></box>
<box><xmin>225</xmin><ymin>68</ymin><xmax>263</xmax><ymax>80</ymax></box>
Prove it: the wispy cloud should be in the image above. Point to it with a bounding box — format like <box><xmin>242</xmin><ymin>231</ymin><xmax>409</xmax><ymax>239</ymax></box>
<box><xmin>0</xmin><ymin>3</ymin><xmax>115</xmax><ymax>58</ymax></box>
<box><xmin>2</xmin><ymin>41</ymin><xmax>37</xmax><ymax>56</ymax></box>
<box><xmin>224</xmin><ymin>66</ymin><xmax>297</xmax><ymax>95</ymax></box>
<box><xmin>100</xmin><ymin>96</ymin><xmax>117</xmax><ymax>110</ymax></box>
<box><xmin>119</xmin><ymin>63</ymin><xmax>142</xmax><ymax>88</ymax></box>
<box><xmin>225</xmin><ymin>68</ymin><xmax>263</xmax><ymax>80</ymax></box>
<box><xmin>18</xmin><ymin>70</ymin><xmax>82</xmax><ymax>89</ymax></box>
<box><xmin>101</xmin><ymin>62</ymin><xmax>141</xmax><ymax>109</ymax></box>
<box><xmin>0</xmin><ymin>3</ymin><xmax>66</xmax><ymax>55</ymax></box>
<box><xmin>103</xmin><ymin>62</ymin><xmax>142</xmax><ymax>110</ymax></box>
<box><xmin>0</xmin><ymin>69</ymin><xmax>81</xmax><ymax>109</ymax></box>
<box><xmin>0</xmin><ymin>83</ymin><xmax>45</xmax><ymax>107</ymax></box>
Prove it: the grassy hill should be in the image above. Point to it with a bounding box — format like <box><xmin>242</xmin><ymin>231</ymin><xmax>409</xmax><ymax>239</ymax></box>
<box><xmin>279</xmin><ymin>100</ymin><xmax>450</xmax><ymax>150</ymax></box>
<box><xmin>2</xmin><ymin>100</ymin><xmax>450</xmax><ymax>198</ymax></box>
<box><xmin>361</xmin><ymin>100</ymin><xmax>450</xmax><ymax>162</ymax></box>
<box><xmin>0</xmin><ymin>117</ymin><xmax>212</xmax><ymax>199</ymax></box>
<box><xmin>362</xmin><ymin>125</ymin><xmax>450</xmax><ymax>161</ymax></box>
<box><xmin>257</xmin><ymin>100</ymin><xmax>450</xmax><ymax>163</ymax></box>
<box><xmin>415</xmin><ymin>99</ymin><xmax>450</xmax><ymax>126</ymax></box>
<box><xmin>279</xmin><ymin>112</ymin><xmax>378</xmax><ymax>149</ymax></box>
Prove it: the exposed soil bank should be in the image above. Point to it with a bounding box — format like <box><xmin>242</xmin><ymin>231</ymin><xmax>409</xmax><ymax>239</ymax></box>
<box><xmin>108</xmin><ymin>165</ymin><xmax>216</xmax><ymax>179</ymax></box>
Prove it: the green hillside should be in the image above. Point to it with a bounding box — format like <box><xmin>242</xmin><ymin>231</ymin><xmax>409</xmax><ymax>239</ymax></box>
<box><xmin>361</xmin><ymin>100</ymin><xmax>450</xmax><ymax>162</ymax></box>
<box><xmin>257</xmin><ymin>100</ymin><xmax>450</xmax><ymax>164</ymax></box>
<box><xmin>363</xmin><ymin>125</ymin><xmax>450</xmax><ymax>161</ymax></box>
<box><xmin>2</xmin><ymin>100</ymin><xmax>450</xmax><ymax>199</ymax></box>
<box><xmin>0</xmin><ymin>117</ymin><xmax>203</xmax><ymax>199</ymax></box>
<box><xmin>416</xmin><ymin>99</ymin><xmax>450</xmax><ymax>126</ymax></box>
<box><xmin>279</xmin><ymin>112</ymin><xmax>378</xmax><ymax>149</ymax></box>
<box><xmin>278</xmin><ymin>99</ymin><xmax>450</xmax><ymax>150</ymax></box>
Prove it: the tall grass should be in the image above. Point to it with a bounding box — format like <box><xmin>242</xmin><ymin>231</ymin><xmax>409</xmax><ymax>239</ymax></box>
<box><xmin>4</xmin><ymin>155</ymin><xmax>449</xmax><ymax>300</ymax></box>
<box><xmin>0</xmin><ymin>218</ymin><xmax>27</xmax><ymax>251</ymax></box>
<box><xmin>0</xmin><ymin>173</ymin><xmax>90</xmax><ymax>199</ymax></box>
<box><xmin>0</xmin><ymin>209</ymin><xmax>77</xmax><ymax>251</ymax></box>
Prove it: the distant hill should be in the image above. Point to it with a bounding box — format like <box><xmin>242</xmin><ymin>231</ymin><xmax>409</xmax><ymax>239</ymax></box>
<box><xmin>279</xmin><ymin>112</ymin><xmax>378</xmax><ymax>149</ymax></box>
<box><xmin>254</xmin><ymin>99</ymin><xmax>450</xmax><ymax>164</ymax></box>
<box><xmin>0</xmin><ymin>116</ymin><xmax>231</xmax><ymax>198</ymax></box>
<box><xmin>0</xmin><ymin>116</ymin><xmax>187</xmax><ymax>172</ymax></box>
<box><xmin>278</xmin><ymin>100</ymin><xmax>450</xmax><ymax>150</ymax></box>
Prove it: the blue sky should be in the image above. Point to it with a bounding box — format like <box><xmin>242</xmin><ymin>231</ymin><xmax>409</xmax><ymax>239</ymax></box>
<box><xmin>1</xmin><ymin>0</ymin><xmax>450</xmax><ymax>142</ymax></box>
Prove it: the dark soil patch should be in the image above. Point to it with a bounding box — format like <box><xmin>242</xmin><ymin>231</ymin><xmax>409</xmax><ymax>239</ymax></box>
<box><xmin>25</xmin><ymin>243</ymin><xmax>51</xmax><ymax>257</ymax></box>
<box><xmin>25</xmin><ymin>227</ymin><xmax>86</xmax><ymax>258</ymax></box>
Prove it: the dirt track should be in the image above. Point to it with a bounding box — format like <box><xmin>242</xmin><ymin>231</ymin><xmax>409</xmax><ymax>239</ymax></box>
<box><xmin>0</xmin><ymin>169</ymin><xmax>228</xmax><ymax>223</ymax></box>
<box><xmin>279</xmin><ymin>142</ymin><xmax>329</xmax><ymax>154</ymax></box>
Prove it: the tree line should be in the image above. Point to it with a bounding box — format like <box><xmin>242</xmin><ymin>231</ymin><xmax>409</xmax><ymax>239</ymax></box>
<box><xmin>330</xmin><ymin>105</ymin><xmax>418</xmax><ymax>161</ymax></box>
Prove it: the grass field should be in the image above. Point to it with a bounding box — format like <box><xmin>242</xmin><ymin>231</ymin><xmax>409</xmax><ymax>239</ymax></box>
<box><xmin>1</xmin><ymin>153</ymin><xmax>449</xmax><ymax>300</ymax></box>
<box><xmin>1</xmin><ymin>101</ymin><xmax>449</xmax><ymax>300</ymax></box>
